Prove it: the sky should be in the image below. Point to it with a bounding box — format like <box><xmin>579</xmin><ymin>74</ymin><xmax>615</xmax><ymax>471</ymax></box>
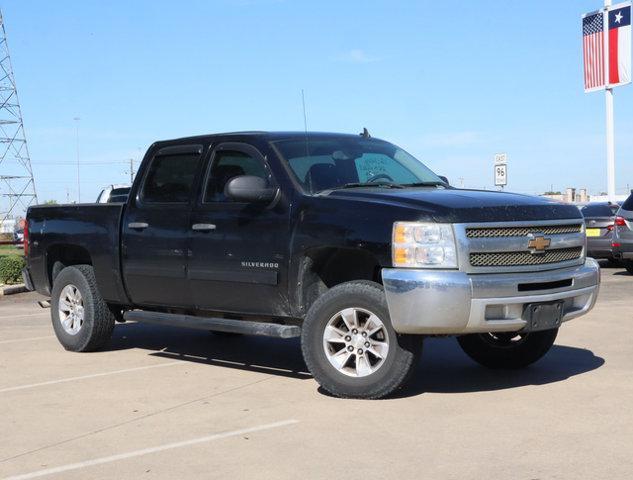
<box><xmin>2</xmin><ymin>0</ymin><xmax>633</xmax><ymax>205</ymax></box>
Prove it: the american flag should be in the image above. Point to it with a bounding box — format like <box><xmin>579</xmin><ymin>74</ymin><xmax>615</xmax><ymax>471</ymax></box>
<box><xmin>583</xmin><ymin>12</ymin><xmax>605</xmax><ymax>91</ymax></box>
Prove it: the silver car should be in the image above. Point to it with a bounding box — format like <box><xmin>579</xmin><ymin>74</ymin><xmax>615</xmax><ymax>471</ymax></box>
<box><xmin>613</xmin><ymin>192</ymin><xmax>633</xmax><ymax>274</ymax></box>
<box><xmin>580</xmin><ymin>202</ymin><xmax>620</xmax><ymax>262</ymax></box>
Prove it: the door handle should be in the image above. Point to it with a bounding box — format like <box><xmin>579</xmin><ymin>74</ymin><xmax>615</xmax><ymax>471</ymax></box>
<box><xmin>128</xmin><ymin>222</ymin><xmax>149</xmax><ymax>229</ymax></box>
<box><xmin>192</xmin><ymin>223</ymin><xmax>216</xmax><ymax>231</ymax></box>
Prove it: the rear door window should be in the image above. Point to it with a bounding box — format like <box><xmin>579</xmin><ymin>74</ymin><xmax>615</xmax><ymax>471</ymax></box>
<box><xmin>142</xmin><ymin>152</ymin><xmax>201</xmax><ymax>203</ymax></box>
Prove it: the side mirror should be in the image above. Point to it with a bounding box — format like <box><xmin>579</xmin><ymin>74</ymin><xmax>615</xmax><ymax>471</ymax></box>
<box><xmin>225</xmin><ymin>175</ymin><xmax>277</xmax><ymax>203</ymax></box>
<box><xmin>439</xmin><ymin>175</ymin><xmax>450</xmax><ymax>185</ymax></box>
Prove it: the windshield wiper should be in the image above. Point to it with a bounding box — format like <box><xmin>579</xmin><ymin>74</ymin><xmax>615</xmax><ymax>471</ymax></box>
<box><xmin>325</xmin><ymin>182</ymin><xmax>405</xmax><ymax>192</ymax></box>
<box><xmin>401</xmin><ymin>181</ymin><xmax>446</xmax><ymax>187</ymax></box>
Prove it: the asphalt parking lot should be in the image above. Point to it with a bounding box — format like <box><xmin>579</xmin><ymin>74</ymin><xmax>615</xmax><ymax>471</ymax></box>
<box><xmin>1</xmin><ymin>264</ymin><xmax>632</xmax><ymax>479</ymax></box>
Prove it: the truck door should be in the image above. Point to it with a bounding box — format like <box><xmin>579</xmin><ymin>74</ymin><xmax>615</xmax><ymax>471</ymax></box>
<box><xmin>122</xmin><ymin>144</ymin><xmax>204</xmax><ymax>307</ymax></box>
<box><xmin>188</xmin><ymin>142</ymin><xmax>289</xmax><ymax>315</ymax></box>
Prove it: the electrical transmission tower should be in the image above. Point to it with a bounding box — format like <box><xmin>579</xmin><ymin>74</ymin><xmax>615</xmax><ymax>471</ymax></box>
<box><xmin>0</xmin><ymin>9</ymin><xmax>37</xmax><ymax>224</ymax></box>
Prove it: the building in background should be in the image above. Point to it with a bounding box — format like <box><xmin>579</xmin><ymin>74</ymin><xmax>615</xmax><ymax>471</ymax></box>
<box><xmin>588</xmin><ymin>193</ymin><xmax>629</xmax><ymax>203</ymax></box>
<box><xmin>0</xmin><ymin>217</ymin><xmax>18</xmax><ymax>234</ymax></box>
<box><xmin>541</xmin><ymin>187</ymin><xmax>628</xmax><ymax>204</ymax></box>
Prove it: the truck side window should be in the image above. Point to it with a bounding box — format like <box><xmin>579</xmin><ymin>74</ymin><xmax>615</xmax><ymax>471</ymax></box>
<box><xmin>204</xmin><ymin>150</ymin><xmax>270</xmax><ymax>202</ymax></box>
<box><xmin>142</xmin><ymin>153</ymin><xmax>200</xmax><ymax>203</ymax></box>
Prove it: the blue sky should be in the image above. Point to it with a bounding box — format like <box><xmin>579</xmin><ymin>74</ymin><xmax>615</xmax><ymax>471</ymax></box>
<box><xmin>4</xmin><ymin>0</ymin><xmax>633</xmax><ymax>203</ymax></box>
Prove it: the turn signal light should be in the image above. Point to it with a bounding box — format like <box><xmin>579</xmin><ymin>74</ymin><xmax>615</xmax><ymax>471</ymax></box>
<box><xmin>393</xmin><ymin>224</ymin><xmax>408</xmax><ymax>244</ymax></box>
<box><xmin>393</xmin><ymin>247</ymin><xmax>410</xmax><ymax>265</ymax></box>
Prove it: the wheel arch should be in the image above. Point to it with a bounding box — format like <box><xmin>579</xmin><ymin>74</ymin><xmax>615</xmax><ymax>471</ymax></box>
<box><xmin>46</xmin><ymin>244</ymin><xmax>93</xmax><ymax>288</ymax></box>
<box><xmin>294</xmin><ymin>247</ymin><xmax>383</xmax><ymax>317</ymax></box>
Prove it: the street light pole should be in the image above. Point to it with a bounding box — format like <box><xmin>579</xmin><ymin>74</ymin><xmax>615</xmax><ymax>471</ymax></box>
<box><xmin>73</xmin><ymin>117</ymin><xmax>81</xmax><ymax>203</ymax></box>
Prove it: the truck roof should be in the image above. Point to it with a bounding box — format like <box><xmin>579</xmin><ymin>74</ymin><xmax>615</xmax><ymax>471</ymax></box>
<box><xmin>155</xmin><ymin>131</ymin><xmax>382</xmax><ymax>145</ymax></box>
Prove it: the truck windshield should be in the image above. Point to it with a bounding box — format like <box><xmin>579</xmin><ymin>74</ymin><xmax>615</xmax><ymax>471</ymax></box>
<box><xmin>273</xmin><ymin>137</ymin><xmax>444</xmax><ymax>193</ymax></box>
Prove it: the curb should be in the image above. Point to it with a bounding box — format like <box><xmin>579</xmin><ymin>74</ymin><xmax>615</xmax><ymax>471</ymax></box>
<box><xmin>1</xmin><ymin>284</ymin><xmax>28</xmax><ymax>296</ymax></box>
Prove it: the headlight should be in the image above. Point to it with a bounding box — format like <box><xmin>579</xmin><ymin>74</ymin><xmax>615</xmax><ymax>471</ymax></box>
<box><xmin>392</xmin><ymin>222</ymin><xmax>457</xmax><ymax>268</ymax></box>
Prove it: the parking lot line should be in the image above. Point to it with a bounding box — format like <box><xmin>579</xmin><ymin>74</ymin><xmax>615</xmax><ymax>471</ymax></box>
<box><xmin>3</xmin><ymin>419</ymin><xmax>299</xmax><ymax>480</ymax></box>
<box><xmin>0</xmin><ymin>313</ymin><xmax>48</xmax><ymax>320</ymax></box>
<box><xmin>0</xmin><ymin>336</ymin><xmax>54</xmax><ymax>345</ymax></box>
<box><xmin>0</xmin><ymin>362</ymin><xmax>184</xmax><ymax>393</ymax></box>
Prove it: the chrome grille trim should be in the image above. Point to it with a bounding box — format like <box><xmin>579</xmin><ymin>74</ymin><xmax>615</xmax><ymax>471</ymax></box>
<box><xmin>453</xmin><ymin>219</ymin><xmax>586</xmax><ymax>274</ymax></box>
<box><xmin>466</xmin><ymin>224</ymin><xmax>582</xmax><ymax>238</ymax></box>
<box><xmin>470</xmin><ymin>247</ymin><xmax>583</xmax><ymax>267</ymax></box>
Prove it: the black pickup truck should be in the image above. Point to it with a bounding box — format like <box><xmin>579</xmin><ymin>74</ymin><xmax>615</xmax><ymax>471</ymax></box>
<box><xmin>23</xmin><ymin>131</ymin><xmax>600</xmax><ymax>399</ymax></box>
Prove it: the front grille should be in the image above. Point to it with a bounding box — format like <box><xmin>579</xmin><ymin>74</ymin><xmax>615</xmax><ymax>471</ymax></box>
<box><xmin>466</xmin><ymin>224</ymin><xmax>582</xmax><ymax>238</ymax></box>
<box><xmin>470</xmin><ymin>247</ymin><xmax>583</xmax><ymax>267</ymax></box>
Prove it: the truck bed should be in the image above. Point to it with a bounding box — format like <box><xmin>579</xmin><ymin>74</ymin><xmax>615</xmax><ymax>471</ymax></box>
<box><xmin>27</xmin><ymin>203</ymin><xmax>128</xmax><ymax>303</ymax></box>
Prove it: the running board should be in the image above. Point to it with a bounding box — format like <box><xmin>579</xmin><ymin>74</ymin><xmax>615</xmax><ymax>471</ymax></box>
<box><xmin>123</xmin><ymin>310</ymin><xmax>301</xmax><ymax>339</ymax></box>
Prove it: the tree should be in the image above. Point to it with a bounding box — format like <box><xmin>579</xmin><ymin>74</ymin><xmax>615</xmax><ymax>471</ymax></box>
<box><xmin>43</xmin><ymin>199</ymin><xmax>58</xmax><ymax>205</ymax></box>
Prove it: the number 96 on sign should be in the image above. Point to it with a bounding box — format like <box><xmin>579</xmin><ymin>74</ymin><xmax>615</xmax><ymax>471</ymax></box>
<box><xmin>494</xmin><ymin>164</ymin><xmax>507</xmax><ymax>186</ymax></box>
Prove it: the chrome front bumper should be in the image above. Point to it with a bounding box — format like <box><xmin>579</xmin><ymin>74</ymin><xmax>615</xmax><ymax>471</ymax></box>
<box><xmin>382</xmin><ymin>258</ymin><xmax>600</xmax><ymax>335</ymax></box>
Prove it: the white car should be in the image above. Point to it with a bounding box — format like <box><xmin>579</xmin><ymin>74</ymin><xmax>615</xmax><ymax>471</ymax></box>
<box><xmin>96</xmin><ymin>184</ymin><xmax>131</xmax><ymax>203</ymax></box>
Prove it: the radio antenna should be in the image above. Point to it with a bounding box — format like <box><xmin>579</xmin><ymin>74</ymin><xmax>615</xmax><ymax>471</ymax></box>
<box><xmin>301</xmin><ymin>89</ymin><xmax>309</xmax><ymax>156</ymax></box>
<box><xmin>301</xmin><ymin>89</ymin><xmax>308</xmax><ymax>133</ymax></box>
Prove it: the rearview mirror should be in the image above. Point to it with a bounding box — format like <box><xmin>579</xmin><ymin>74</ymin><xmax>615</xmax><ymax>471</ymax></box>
<box><xmin>439</xmin><ymin>175</ymin><xmax>450</xmax><ymax>185</ymax></box>
<box><xmin>225</xmin><ymin>175</ymin><xmax>277</xmax><ymax>203</ymax></box>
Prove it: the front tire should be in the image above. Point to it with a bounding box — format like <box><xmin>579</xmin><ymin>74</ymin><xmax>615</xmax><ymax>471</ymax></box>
<box><xmin>457</xmin><ymin>328</ymin><xmax>558</xmax><ymax>369</ymax></box>
<box><xmin>624</xmin><ymin>260</ymin><xmax>633</xmax><ymax>275</ymax></box>
<box><xmin>301</xmin><ymin>281</ymin><xmax>421</xmax><ymax>399</ymax></box>
<box><xmin>51</xmin><ymin>265</ymin><xmax>115</xmax><ymax>352</ymax></box>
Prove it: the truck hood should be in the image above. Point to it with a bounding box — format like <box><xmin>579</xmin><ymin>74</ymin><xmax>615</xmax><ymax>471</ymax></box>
<box><xmin>325</xmin><ymin>187</ymin><xmax>582</xmax><ymax>223</ymax></box>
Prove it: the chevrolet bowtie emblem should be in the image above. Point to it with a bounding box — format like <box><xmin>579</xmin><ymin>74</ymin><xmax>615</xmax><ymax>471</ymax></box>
<box><xmin>528</xmin><ymin>235</ymin><xmax>551</xmax><ymax>253</ymax></box>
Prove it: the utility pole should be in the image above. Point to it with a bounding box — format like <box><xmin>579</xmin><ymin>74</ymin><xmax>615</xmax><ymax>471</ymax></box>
<box><xmin>128</xmin><ymin>158</ymin><xmax>135</xmax><ymax>184</ymax></box>
<box><xmin>73</xmin><ymin>117</ymin><xmax>81</xmax><ymax>202</ymax></box>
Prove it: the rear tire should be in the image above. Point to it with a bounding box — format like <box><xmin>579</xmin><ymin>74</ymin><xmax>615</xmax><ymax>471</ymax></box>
<box><xmin>607</xmin><ymin>257</ymin><xmax>621</xmax><ymax>267</ymax></box>
<box><xmin>624</xmin><ymin>260</ymin><xmax>633</xmax><ymax>275</ymax></box>
<box><xmin>51</xmin><ymin>265</ymin><xmax>115</xmax><ymax>352</ymax></box>
<box><xmin>457</xmin><ymin>328</ymin><xmax>558</xmax><ymax>369</ymax></box>
<box><xmin>301</xmin><ymin>281</ymin><xmax>421</xmax><ymax>399</ymax></box>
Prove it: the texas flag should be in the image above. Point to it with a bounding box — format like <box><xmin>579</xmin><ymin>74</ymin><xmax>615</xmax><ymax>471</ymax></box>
<box><xmin>608</xmin><ymin>3</ymin><xmax>631</xmax><ymax>87</ymax></box>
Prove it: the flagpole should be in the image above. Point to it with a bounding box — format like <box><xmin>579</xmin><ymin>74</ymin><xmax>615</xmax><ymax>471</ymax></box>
<box><xmin>605</xmin><ymin>0</ymin><xmax>616</xmax><ymax>202</ymax></box>
<box><xmin>606</xmin><ymin>88</ymin><xmax>615</xmax><ymax>202</ymax></box>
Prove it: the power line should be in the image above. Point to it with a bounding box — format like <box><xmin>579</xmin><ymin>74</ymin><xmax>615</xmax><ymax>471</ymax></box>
<box><xmin>32</xmin><ymin>161</ymin><xmax>129</xmax><ymax>166</ymax></box>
